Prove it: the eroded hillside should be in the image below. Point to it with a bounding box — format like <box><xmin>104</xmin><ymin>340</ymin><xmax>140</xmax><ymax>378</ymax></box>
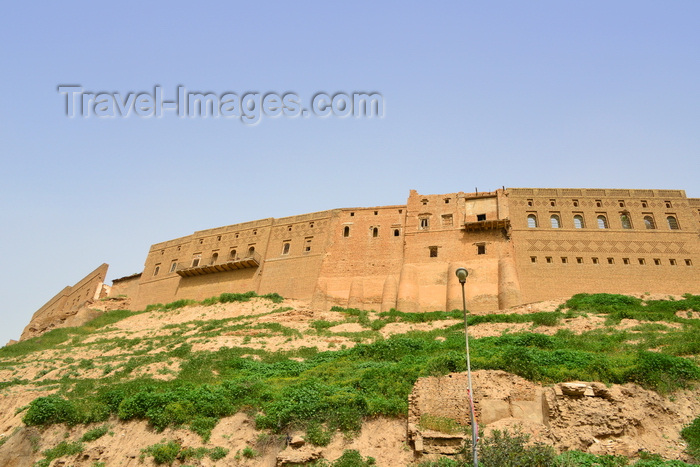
<box><xmin>0</xmin><ymin>292</ymin><xmax>699</xmax><ymax>466</ymax></box>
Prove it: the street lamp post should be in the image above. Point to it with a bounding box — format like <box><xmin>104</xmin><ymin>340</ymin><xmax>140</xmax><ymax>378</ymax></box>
<box><xmin>455</xmin><ymin>267</ymin><xmax>478</xmax><ymax>467</ymax></box>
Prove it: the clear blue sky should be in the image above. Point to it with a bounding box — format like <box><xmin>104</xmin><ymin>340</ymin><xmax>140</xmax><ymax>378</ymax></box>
<box><xmin>1</xmin><ymin>1</ymin><xmax>698</xmax><ymax>346</ymax></box>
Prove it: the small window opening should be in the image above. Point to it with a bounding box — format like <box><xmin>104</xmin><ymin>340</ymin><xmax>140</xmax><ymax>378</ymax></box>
<box><xmin>576</xmin><ymin>257</ymin><xmax>583</xmax><ymax>264</ymax></box>
<box><xmin>350</xmin><ymin>212</ymin><xmax>355</xmax><ymax>216</ymax></box>
<box><xmin>638</xmin><ymin>258</ymin><xmax>646</xmax><ymax>265</ymax></box>
<box><xmin>654</xmin><ymin>258</ymin><xmax>661</xmax><ymax>266</ymax></box>
<box><xmin>422</xmin><ymin>199</ymin><xmax>429</xmax><ymax>205</ymax></box>
<box><xmin>199</xmin><ymin>239</ymin><xmax>204</xmax><ymax>244</ymax></box>
<box><xmin>477</xmin><ymin>214</ymin><xmax>486</xmax><ymax>221</ymax></box>
<box><xmin>217</xmin><ymin>235</ymin><xmax>222</xmax><ymax>241</ymax></box>
<box><xmin>444</xmin><ymin>198</ymin><xmax>450</xmax><ymax>204</ymax></box>
<box><xmin>561</xmin><ymin>257</ymin><xmax>568</xmax><ymax>264</ymax></box>
<box><xmin>288</xmin><ymin>225</ymin><xmax>292</xmax><ymax>231</ymax></box>
<box><xmin>546</xmin><ymin>256</ymin><xmax>552</xmax><ymax>263</ymax></box>
<box><xmin>247</xmin><ymin>246</ymin><xmax>255</xmax><ymax>257</ymax></box>
<box><xmin>192</xmin><ymin>256</ymin><xmax>201</xmax><ymax>267</ymax></box>
<box><xmin>596</xmin><ymin>200</ymin><xmax>602</xmax><ymax>207</ymax></box>
<box><xmin>607</xmin><ymin>257</ymin><xmax>614</xmax><ymax>265</ymax></box>
<box><xmin>550</xmin><ymin>199</ymin><xmax>556</xmax><ymax>207</ymax></box>
<box><xmin>618</xmin><ymin>200</ymin><xmax>625</xmax><ymax>208</ymax></box>
<box><xmin>477</xmin><ymin>244</ymin><xmax>486</xmax><ymax>255</ymax></box>
<box><xmin>374</xmin><ymin>211</ymin><xmax>378</xmax><ymax>215</ymax></box>
<box><xmin>420</xmin><ymin>218</ymin><xmax>429</xmax><ymax>229</ymax></box>
<box><xmin>641</xmin><ymin>200</ymin><xmax>648</xmax><ymax>208</ymax></box>
<box><xmin>592</xmin><ymin>257</ymin><xmax>599</xmax><ymax>264</ymax></box>
<box><xmin>309</xmin><ymin>222</ymin><xmax>314</xmax><ymax>228</ymax></box>
<box><xmin>429</xmin><ymin>246</ymin><xmax>438</xmax><ymax>258</ymax></box>
<box><xmin>667</xmin><ymin>216</ymin><xmax>679</xmax><ymax>230</ymax></box>
<box><xmin>572</xmin><ymin>199</ymin><xmax>579</xmax><ymax>207</ymax></box>
<box><xmin>530</xmin><ymin>256</ymin><xmax>537</xmax><ymax>263</ymax></box>
<box><xmin>623</xmin><ymin>258</ymin><xmax>630</xmax><ymax>265</ymax></box>
<box><xmin>372</xmin><ymin>227</ymin><xmax>379</xmax><ymax>237</ymax></box>
<box><xmin>153</xmin><ymin>265</ymin><xmax>160</xmax><ymax>276</ymax></box>
<box><xmin>304</xmin><ymin>238</ymin><xmax>312</xmax><ymax>253</ymax></box>
<box><xmin>685</xmin><ymin>259</ymin><xmax>692</xmax><ymax>266</ymax></box>
<box><xmin>230</xmin><ymin>249</ymin><xmax>237</xmax><ymax>259</ymax></box>
<box><xmin>170</xmin><ymin>262</ymin><xmax>178</xmax><ymax>273</ymax></box>
<box><xmin>211</xmin><ymin>252</ymin><xmax>219</xmax><ymax>264</ymax></box>
<box><xmin>670</xmin><ymin>259</ymin><xmax>677</xmax><ymax>266</ymax></box>
<box><xmin>665</xmin><ymin>201</ymin><xmax>672</xmax><ymax>208</ymax></box>
<box><xmin>394</xmin><ymin>229</ymin><xmax>400</xmax><ymax>236</ymax></box>
<box><xmin>527</xmin><ymin>199</ymin><xmax>533</xmax><ymax>207</ymax></box>
<box><xmin>282</xmin><ymin>242</ymin><xmax>290</xmax><ymax>255</ymax></box>
<box><xmin>343</xmin><ymin>226</ymin><xmax>350</xmax><ymax>237</ymax></box>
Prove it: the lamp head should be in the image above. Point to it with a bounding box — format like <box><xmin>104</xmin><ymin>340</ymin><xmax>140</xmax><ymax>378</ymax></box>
<box><xmin>455</xmin><ymin>267</ymin><xmax>468</xmax><ymax>284</ymax></box>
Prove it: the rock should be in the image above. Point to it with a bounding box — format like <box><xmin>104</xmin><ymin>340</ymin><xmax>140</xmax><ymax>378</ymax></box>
<box><xmin>289</xmin><ymin>435</ymin><xmax>305</xmax><ymax>447</ymax></box>
<box><xmin>560</xmin><ymin>383</ymin><xmax>588</xmax><ymax>396</ymax></box>
<box><xmin>276</xmin><ymin>447</ymin><xmax>322</xmax><ymax>466</ymax></box>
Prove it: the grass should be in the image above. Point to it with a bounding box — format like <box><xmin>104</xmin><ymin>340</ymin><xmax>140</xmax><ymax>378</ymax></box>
<box><xmin>6</xmin><ymin>292</ymin><xmax>700</xmax><ymax>463</ymax></box>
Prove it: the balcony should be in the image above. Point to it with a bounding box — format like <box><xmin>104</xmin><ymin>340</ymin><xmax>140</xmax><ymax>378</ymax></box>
<box><xmin>176</xmin><ymin>251</ymin><xmax>262</xmax><ymax>277</ymax></box>
<box><xmin>463</xmin><ymin>218</ymin><xmax>511</xmax><ymax>233</ymax></box>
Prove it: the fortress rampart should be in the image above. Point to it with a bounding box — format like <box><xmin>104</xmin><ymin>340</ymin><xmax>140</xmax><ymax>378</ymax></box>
<box><xmin>24</xmin><ymin>188</ymin><xmax>700</xmax><ymax>339</ymax></box>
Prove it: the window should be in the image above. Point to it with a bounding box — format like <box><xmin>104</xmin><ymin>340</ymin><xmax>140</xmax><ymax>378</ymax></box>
<box><xmin>421</xmin><ymin>199</ymin><xmax>429</xmax><ymax>205</ymax></box>
<box><xmin>343</xmin><ymin>226</ymin><xmax>350</xmax><ymax>237</ymax></box>
<box><xmin>550</xmin><ymin>214</ymin><xmax>561</xmax><ymax>228</ymax></box>
<box><xmin>561</xmin><ymin>257</ymin><xmax>568</xmax><ymax>264</ymax></box>
<box><xmin>665</xmin><ymin>201</ymin><xmax>672</xmax><ymax>208</ymax></box>
<box><xmin>527</xmin><ymin>214</ymin><xmax>538</xmax><ymax>228</ymax></box>
<box><xmin>576</xmin><ymin>257</ymin><xmax>583</xmax><ymax>264</ymax></box>
<box><xmin>638</xmin><ymin>258</ymin><xmax>646</xmax><ymax>265</ymax></box>
<box><xmin>527</xmin><ymin>199</ymin><xmax>533</xmax><ymax>207</ymax></box>
<box><xmin>282</xmin><ymin>242</ymin><xmax>290</xmax><ymax>255</ymax></box>
<box><xmin>309</xmin><ymin>222</ymin><xmax>314</xmax><ymax>228</ymax></box>
<box><xmin>477</xmin><ymin>244</ymin><xmax>486</xmax><ymax>255</ymax></box>
<box><xmin>595</xmin><ymin>200</ymin><xmax>602</xmax><ymax>207</ymax></box>
<box><xmin>667</xmin><ymin>216</ymin><xmax>679</xmax><ymax>230</ymax></box>
<box><xmin>429</xmin><ymin>246</ymin><xmax>438</xmax><ymax>258</ymax></box>
<box><xmin>288</xmin><ymin>225</ymin><xmax>292</xmax><ymax>231</ymax></box>
<box><xmin>199</xmin><ymin>239</ymin><xmax>204</xmax><ymax>244</ymax></box>
<box><xmin>546</xmin><ymin>256</ymin><xmax>552</xmax><ymax>263</ymax></box>
<box><xmin>420</xmin><ymin>218</ymin><xmax>429</xmax><ymax>229</ymax></box>
<box><xmin>350</xmin><ymin>212</ymin><xmax>355</xmax><ymax>216</ymax></box>
<box><xmin>192</xmin><ymin>255</ymin><xmax>201</xmax><ymax>267</ymax></box>
<box><xmin>618</xmin><ymin>200</ymin><xmax>625</xmax><ymax>208</ymax></box>
<box><xmin>597</xmin><ymin>215</ymin><xmax>608</xmax><ymax>229</ymax></box>
<box><xmin>230</xmin><ymin>249</ymin><xmax>237</xmax><ymax>259</ymax></box>
<box><xmin>170</xmin><ymin>261</ymin><xmax>178</xmax><ymax>273</ymax></box>
<box><xmin>372</xmin><ymin>227</ymin><xmax>379</xmax><ymax>237</ymax></box>
<box><xmin>644</xmin><ymin>216</ymin><xmax>656</xmax><ymax>229</ymax></box>
<box><xmin>641</xmin><ymin>200</ymin><xmax>648</xmax><ymax>208</ymax></box>
<box><xmin>211</xmin><ymin>252</ymin><xmax>219</xmax><ymax>264</ymax></box>
<box><xmin>550</xmin><ymin>199</ymin><xmax>556</xmax><ymax>207</ymax></box>
<box><xmin>531</xmin><ymin>256</ymin><xmax>537</xmax><ymax>263</ymax></box>
<box><xmin>623</xmin><ymin>258</ymin><xmax>630</xmax><ymax>265</ymax></box>
<box><xmin>247</xmin><ymin>246</ymin><xmax>255</xmax><ymax>257</ymax></box>
<box><xmin>654</xmin><ymin>258</ymin><xmax>661</xmax><ymax>266</ymax></box>
<box><xmin>217</xmin><ymin>235</ymin><xmax>221</xmax><ymax>241</ymax></box>
<box><xmin>670</xmin><ymin>259</ymin><xmax>677</xmax><ymax>266</ymax></box>
<box><xmin>374</xmin><ymin>211</ymin><xmax>378</xmax><ymax>215</ymax></box>
<box><xmin>573</xmin><ymin>215</ymin><xmax>584</xmax><ymax>229</ymax></box>
<box><xmin>442</xmin><ymin>214</ymin><xmax>453</xmax><ymax>226</ymax></box>
<box><xmin>444</xmin><ymin>198</ymin><xmax>450</xmax><ymax>204</ymax></box>
<box><xmin>394</xmin><ymin>229</ymin><xmax>400</xmax><ymax>237</ymax></box>
<box><xmin>592</xmin><ymin>257</ymin><xmax>599</xmax><ymax>264</ymax></box>
<box><xmin>607</xmin><ymin>257</ymin><xmax>614</xmax><ymax>264</ymax></box>
<box><xmin>304</xmin><ymin>238</ymin><xmax>312</xmax><ymax>253</ymax></box>
<box><xmin>476</xmin><ymin>214</ymin><xmax>486</xmax><ymax>221</ymax></box>
<box><xmin>153</xmin><ymin>265</ymin><xmax>160</xmax><ymax>276</ymax></box>
<box><xmin>620</xmin><ymin>214</ymin><xmax>632</xmax><ymax>229</ymax></box>
<box><xmin>685</xmin><ymin>259</ymin><xmax>693</xmax><ymax>266</ymax></box>
<box><xmin>572</xmin><ymin>199</ymin><xmax>579</xmax><ymax>207</ymax></box>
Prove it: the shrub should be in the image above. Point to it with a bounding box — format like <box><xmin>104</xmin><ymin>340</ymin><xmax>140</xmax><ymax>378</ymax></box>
<box><xmin>461</xmin><ymin>428</ymin><xmax>556</xmax><ymax>467</ymax></box>
<box><xmin>242</xmin><ymin>446</ymin><xmax>258</xmax><ymax>458</ymax></box>
<box><xmin>23</xmin><ymin>395</ymin><xmax>79</xmax><ymax>426</ymax></box>
<box><xmin>142</xmin><ymin>440</ymin><xmax>181</xmax><ymax>465</ymax></box>
<box><xmin>39</xmin><ymin>441</ymin><xmax>84</xmax><ymax>466</ymax></box>
<box><xmin>681</xmin><ymin>416</ymin><xmax>700</xmax><ymax>461</ymax></box>
<box><xmin>305</xmin><ymin>422</ymin><xmax>333</xmax><ymax>446</ymax></box>
<box><xmin>627</xmin><ymin>351</ymin><xmax>700</xmax><ymax>393</ymax></box>
<box><xmin>80</xmin><ymin>424</ymin><xmax>109</xmax><ymax>442</ymax></box>
<box><xmin>209</xmin><ymin>446</ymin><xmax>229</xmax><ymax>461</ymax></box>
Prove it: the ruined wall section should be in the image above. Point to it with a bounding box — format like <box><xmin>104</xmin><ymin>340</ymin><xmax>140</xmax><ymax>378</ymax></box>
<box><xmin>313</xmin><ymin>206</ymin><xmax>407</xmax><ymax>310</ymax></box>
<box><xmin>507</xmin><ymin>188</ymin><xmax>700</xmax><ymax>303</ymax></box>
<box><xmin>21</xmin><ymin>263</ymin><xmax>109</xmax><ymax>340</ymax></box>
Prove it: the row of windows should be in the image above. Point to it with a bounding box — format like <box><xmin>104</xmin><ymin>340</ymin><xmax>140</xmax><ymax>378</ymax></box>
<box><xmin>527</xmin><ymin>213</ymin><xmax>680</xmax><ymax>230</ymax></box>
<box><xmin>428</xmin><ymin>244</ymin><xmax>486</xmax><ymax>258</ymax></box>
<box><xmin>528</xmin><ymin>198</ymin><xmax>675</xmax><ymax>209</ymax></box>
<box><xmin>530</xmin><ymin>256</ymin><xmax>693</xmax><ymax>266</ymax></box>
<box><xmin>342</xmin><ymin>226</ymin><xmax>402</xmax><ymax>237</ymax></box>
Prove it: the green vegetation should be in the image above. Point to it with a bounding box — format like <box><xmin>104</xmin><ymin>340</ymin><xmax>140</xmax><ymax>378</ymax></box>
<box><xmin>34</xmin><ymin>441</ymin><xmax>84</xmax><ymax>467</ymax></box>
<box><xmin>80</xmin><ymin>424</ymin><xmax>110</xmax><ymax>442</ymax></box>
<box><xmin>681</xmin><ymin>416</ymin><xmax>700</xmax><ymax>461</ymax></box>
<box><xmin>312</xmin><ymin>449</ymin><xmax>376</xmax><ymax>466</ymax></box>
<box><xmin>5</xmin><ymin>292</ymin><xmax>700</xmax><ymax>464</ymax></box>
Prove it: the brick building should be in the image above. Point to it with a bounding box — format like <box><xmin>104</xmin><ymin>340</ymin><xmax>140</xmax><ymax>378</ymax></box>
<box><xmin>33</xmin><ymin>188</ymin><xmax>700</xmax><ymax>325</ymax></box>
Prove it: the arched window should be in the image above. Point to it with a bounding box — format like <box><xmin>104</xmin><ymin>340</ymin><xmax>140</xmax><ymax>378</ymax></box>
<box><xmin>247</xmin><ymin>246</ymin><xmax>255</xmax><ymax>256</ymax></box>
<box><xmin>573</xmin><ymin>215</ymin><xmax>584</xmax><ymax>229</ymax></box>
<box><xmin>667</xmin><ymin>216</ymin><xmax>679</xmax><ymax>230</ymax></box>
<box><xmin>394</xmin><ymin>229</ymin><xmax>400</xmax><ymax>237</ymax></box>
<box><xmin>282</xmin><ymin>242</ymin><xmax>290</xmax><ymax>255</ymax></box>
<box><xmin>620</xmin><ymin>214</ymin><xmax>632</xmax><ymax>229</ymax></box>
<box><xmin>597</xmin><ymin>215</ymin><xmax>608</xmax><ymax>229</ymax></box>
<box><xmin>372</xmin><ymin>227</ymin><xmax>378</xmax><ymax>237</ymax></box>
<box><xmin>550</xmin><ymin>215</ymin><xmax>561</xmax><ymax>229</ymax></box>
<box><xmin>644</xmin><ymin>216</ymin><xmax>656</xmax><ymax>229</ymax></box>
<box><xmin>153</xmin><ymin>265</ymin><xmax>160</xmax><ymax>276</ymax></box>
<box><xmin>211</xmin><ymin>252</ymin><xmax>219</xmax><ymax>265</ymax></box>
<box><xmin>527</xmin><ymin>214</ymin><xmax>538</xmax><ymax>228</ymax></box>
<box><xmin>230</xmin><ymin>249</ymin><xmax>237</xmax><ymax>259</ymax></box>
<box><xmin>343</xmin><ymin>226</ymin><xmax>350</xmax><ymax>237</ymax></box>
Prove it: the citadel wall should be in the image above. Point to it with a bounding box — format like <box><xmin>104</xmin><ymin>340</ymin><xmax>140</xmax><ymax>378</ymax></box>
<box><xmin>24</xmin><ymin>188</ymin><xmax>700</xmax><ymax>341</ymax></box>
